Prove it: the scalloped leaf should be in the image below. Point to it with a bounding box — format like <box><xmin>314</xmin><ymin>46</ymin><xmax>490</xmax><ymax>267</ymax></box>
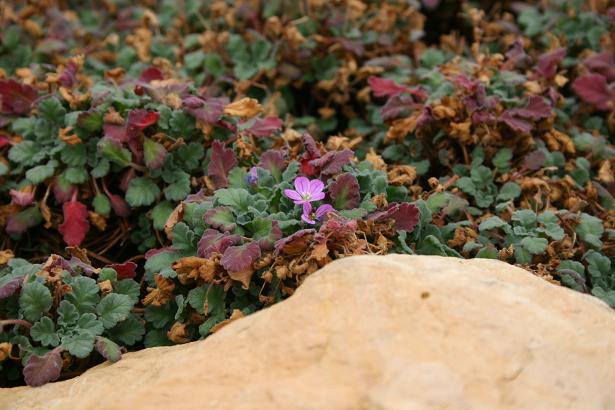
<box><xmin>329</xmin><ymin>173</ymin><xmax>360</xmax><ymax>210</ymax></box>
<box><xmin>309</xmin><ymin>149</ymin><xmax>353</xmax><ymax>178</ymax></box>
<box><xmin>143</xmin><ymin>138</ymin><xmax>167</xmax><ymax>169</ymax></box>
<box><xmin>197</xmin><ymin>229</ymin><xmax>241</xmax><ymax>258</ymax></box>
<box><xmin>259</xmin><ymin>149</ymin><xmax>288</xmax><ymax>181</ymax></box>
<box><xmin>0</xmin><ymin>79</ymin><xmax>38</xmax><ymax>115</ymax></box>
<box><xmin>58</xmin><ymin>199</ymin><xmax>90</xmax><ymax>247</ymax></box>
<box><xmin>220</xmin><ymin>242</ymin><xmax>261</xmax><ymax>273</ymax></box>
<box><xmin>95</xmin><ymin>336</ymin><xmax>122</xmax><ymax>363</ymax></box>
<box><xmin>207</xmin><ymin>140</ymin><xmax>237</xmax><ymax>189</ymax></box>
<box><xmin>371</xmin><ymin>202</ymin><xmax>420</xmax><ymax>233</ymax></box>
<box><xmin>204</xmin><ymin>206</ymin><xmax>236</xmax><ymax>232</ymax></box>
<box><xmin>23</xmin><ymin>348</ymin><xmax>63</xmax><ymax>387</ymax></box>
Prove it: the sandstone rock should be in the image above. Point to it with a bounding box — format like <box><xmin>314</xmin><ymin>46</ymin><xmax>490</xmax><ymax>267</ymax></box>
<box><xmin>2</xmin><ymin>255</ymin><xmax>615</xmax><ymax>410</ymax></box>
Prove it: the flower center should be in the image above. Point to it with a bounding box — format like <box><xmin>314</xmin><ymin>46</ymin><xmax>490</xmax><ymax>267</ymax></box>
<box><xmin>301</xmin><ymin>193</ymin><xmax>311</xmax><ymax>201</ymax></box>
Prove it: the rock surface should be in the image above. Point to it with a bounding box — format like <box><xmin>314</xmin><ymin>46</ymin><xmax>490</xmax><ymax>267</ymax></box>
<box><xmin>2</xmin><ymin>255</ymin><xmax>615</xmax><ymax>410</ymax></box>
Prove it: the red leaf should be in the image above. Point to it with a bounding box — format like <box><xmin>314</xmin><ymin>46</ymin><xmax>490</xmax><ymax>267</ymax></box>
<box><xmin>584</xmin><ymin>52</ymin><xmax>615</xmax><ymax>82</ymax></box>
<box><xmin>259</xmin><ymin>149</ymin><xmax>288</xmax><ymax>179</ymax></box>
<box><xmin>499</xmin><ymin>111</ymin><xmax>533</xmax><ymax>134</ymax></box>
<box><xmin>127</xmin><ymin>109</ymin><xmax>160</xmax><ymax>129</ymax></box>
<box><xmin>207</xmin><ymin>140</ymin><xmax>237</xmax><ymax>189</ymax></box>
<box><xmin>58</xmin><ymin>200</ymin><xmax>90</xmax><ymax>247</ymax></box>
<box><xmin>0</xmin><ymin>79</ymin><xmax>38</xmax><ymax>115</ymax></box>
<box><xmin>522</xmin><ymin>150</ymin><xmax>546</xmax><ymax>171</ymax></box>
<box><xmin>139</xmin><ymin>66</ymin><xmax>164</xmax><ymax>83</ymax></box>
<box><xmin>53</xmin><ymin>176</ymin><xmax>76</xmax><ymax>204</ymax></box>
<box><xmin>0</xmin><ymin>133</ymin><xmax>10</xmax><ymax>148</ymax></box>
<box><xmin>368</xmin><ymin>76</ymin><xmax>411</xmax><ymax>97</ymax></box>
<box><xmin>197</xmin><ymin>229</ymin><xmax>241</xmax><ymax>258</ymax></box>
<box><xmin>572</xmin><ymin>74</ymin><xmax>614</xmax><ymax>111</ymax></box>
<box><xmin>103</xmin><ymin>123</ymin><xmax>129</xmax><ymax>143</ymax></box>
<box><xmin>329</xmin><ymin>173</ymin><xmax>361</xmax><ymax>209</ymax></box>
<box><xmin>0</xmin><ymin>275</ymin><xmax>24</xmax><ymax>299</ymax></box>
<box><xmin>184</xmin><ymin>96</ymin><xmax>228</xmax><ymax>124</ymax></box>
<box><xmin>506</xmin><ymin>96</ymin><xmax>552</xmax><ymax>120</ymax></box>
<box><xmin>23</xmin><ymin>349</ymin><xmax>63</xmax><ymax>387</ymax></box>
<box><xmin>309</xmin><ymin>149</ymin><xmax>354</xmax><ymax>178</ymax></box>
<box><xmin>244</xmin><ymin>116</ymin><xmax>283</xmax><ymax>137</ymax></box>
<box><xmin>534</xmin><ymin>48</ymin><xmax>566</xmax><ymax>79</ymax></box>
<box><xmin>380</xmin><ymin>95</ymin><xmax>418</xmax><ymax>121</ymax></box>
<box><xmin>9</xmin><ymin>189</ymin><xmax>34</xmax><ymax>206</ymax></box>
<box><xmin>371</xmin><ymin>202</ymin><xmax>420</xmax><ymax>232</ymax></box>
<box><xmin>220</xmin><ymin>242</ymin><xmax>261</xmax><ymax>273</ymax></box>
<box><xmin>59</xmin><ymin>60</ymin><xmax>80</xmax><ymax>88</ymax></box>
<box><xmin>109</xmin><ymin>262</ymin><xmax>138</xmax><ymax>280</ymax></box>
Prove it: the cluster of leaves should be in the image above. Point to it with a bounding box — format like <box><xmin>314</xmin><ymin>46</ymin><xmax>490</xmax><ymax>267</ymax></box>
<box><xmin>0</xmin><ymin>253</ymin><xmax>142</xmax><ymax>387</ymax></box>
<box><xmin>0</xmin><ymin>0</ymin><xmax>614</xmax><ymax>389</ymax></box>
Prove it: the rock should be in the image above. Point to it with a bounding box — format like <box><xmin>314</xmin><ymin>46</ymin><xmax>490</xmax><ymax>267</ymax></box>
<box><xmin>2</xmin><ymin>255</ymin><xmax>615</xmax><ymax>410</ymax></box>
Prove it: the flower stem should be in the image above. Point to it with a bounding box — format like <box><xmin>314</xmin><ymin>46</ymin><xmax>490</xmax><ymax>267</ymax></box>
<box><xmin>0</xmin><ymin>319</ymin><xmax>33</xmax><ymax>329</ymax></box>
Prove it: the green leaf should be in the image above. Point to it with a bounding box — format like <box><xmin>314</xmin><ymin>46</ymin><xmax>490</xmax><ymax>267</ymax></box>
<box><xmin>65</xmin><ymin>276</ymin><xmax>100</xmax><ymax>314</ymax></box>
<box><xmin>163</xmin><ymin>176</ymin><xmax>190</xmax><ymax>201</ymax></box>
<box><xmin>512</xmin><ymin>209</ymin><xmax>537</xmax><ymax>228</ymax></box>
<box><xmin>575</xmin><ymin>213</ymin><xmax>604</xmax><ymax>249</ymax></box>
<box><xmin>93</xmin><ymin>194</ymin><xmax>111</xmax><ymax>215</ymax></box>
<box><xmin>60</xmin><ymin>144</ymin><xmax>87</xmax><ymax>167</ymax></box>
<box><xmin>144</xmin><ymin>304</ymin><xmax>175</xmax><ymax>329</ymax></box>
<box><xmin>30</xmin><ymin>317</ymin><xmax>60</xmax><ymax>347</ymax></box>
<box><xmin>113</xmin><ymin>279</ymin><xmax>141</xmax><ymax>305</ymax></box>
<box><xmin>172</xmin><ymin>222</ymin><xmax>196</xmax><ymax>251</ymax></box>
<box><xmin>214</xmin><ymin>188</ymin><xmax>250</xmax><ymax>213</ymax></box>
<box><xmin>98</xmin><ymin>139</ymin><xmax>132</xmax><ymax>167</ymax></box>
<box><xmin>96</xmin><ymin>293</ymin><xmax>133</xmax><ymax>329</ymax></box>
<box><xmin>57</xmin><ymin>301</ymin><xmax>79</xmax><ymax>326</ymax></box>
<box><xmin>26</xmin><ymin>164</ymin><xmax>54</xmax><ymax>184</ymax></box>
<box><xmin>106</xmin><ymin>315</ymin><xmax>145</xmax><ymax>345</ymax></box>
<box><xmin>455</xmin><ymin>177</ymin><xmax>476</xmax><ymax>195</ymax></box>
<box><xmin>95</xmin><ymin>336</ymin><xmax>122</xmax><ymax>362</ymax></box>
<box><xmin>151</xmin><ymin>201</ymin><xmax>174</xmax><ymax>230</ymax></box>
<box><xmin>520</xmin><ymin>237</ymin><xmax>548</xmax><ymax>255</ymax></box>
<box><xmin>591</xmin><ymin>287</ymin><xmax>615</xmax><ymax>307</ymax></box>
<box><xmin>61</xmin><ymin>333</ymin><xmax>94</xmax><ymax>358</ymax></box>
<box><xmin>497</xmin><ymin>182</ymin><xmax>521</xmax><ymax>202</ymax></box>
<box><xmin>38</xmin><ymin>97</ymin><xmax>66</xmax><ymax>124</ymax></box>
<box><xmin>98</xmin><ymin>268</ymin><xmax>117</xmax><ymax>282</ymax></box>
<box><xmin>584</xmin><ymin>251</ymin><xmax>611</xmax><ymax>279</ymax></box>
<box><xmin>63</xmin><ymin>167</ymin><xmax>89</xmax><ymax>184</ymax></box>
<box><xmin>478</xmin><ymin>216</ymin><xmax>508</xmax><ymax>231</ymax></box>
<box><xmin>9</xmin><ymin>141</ymin><xmax>40</xmax><ymax>165</ymax></box>
<box><xmin>77</xmin><ymin>313</ymin><xmax>104</xmax><ymax>337</ymax></box>
<box><xmin>126</xmin><ymin>177</ymin><xmax>160</xmax><ymax>207</ymax></box>
<box><xmin>19</xmin><ymin>281</ymin><xmax>52</xmax><ymax>322</ymax></box>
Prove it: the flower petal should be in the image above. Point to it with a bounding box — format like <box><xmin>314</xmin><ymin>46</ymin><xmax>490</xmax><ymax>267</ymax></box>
<box><xmin>308</xmin><ymin>179</ymin><xmax>325</xmax><ymax>195</ymax></box>
<box><xmin>283</xmin><ymin>189</ymin><xmax>303</xmax><ymax>201</ymax></box>
<box><xmin>310</xmin><ymin>192</ymin><xmax>326</xmax><ymax>202</ymax></box>
<box><xmin>301</xmin><ymin>214</ymin><xmax>316</xmax><ymax>224</ymax></box>
<box><xmin>294</xmin><ymin>176</ymin><xmax>310</xmax><ymax>194</ymax></box>
<box><xmin>316</xmin><ymin>204</ymin><xmax>334</xmax><ymax>219</ymax></box>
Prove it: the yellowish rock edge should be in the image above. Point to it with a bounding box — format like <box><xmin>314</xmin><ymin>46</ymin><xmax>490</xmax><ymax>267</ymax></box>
<box><xmin>2</xmin><ymin>255</ymin><xmax>615</xmax><ymax>410</ymax></box>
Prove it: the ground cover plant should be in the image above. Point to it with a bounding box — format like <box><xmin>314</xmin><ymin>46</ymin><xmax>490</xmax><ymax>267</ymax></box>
<box><xmin>0</xmin><ymin>0</ymin><xmax>614</xmax><ymax>387</ymax></box>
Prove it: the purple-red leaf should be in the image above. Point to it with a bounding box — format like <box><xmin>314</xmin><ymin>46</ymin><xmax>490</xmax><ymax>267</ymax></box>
<box><xmin>9</xmin><ymin>189</ymin><xmax>34</xmax><ymax>206</ymax></box>
<box><xmin>534</xmin><ymin>48</ymin><xmax>566</xmax><ymax>79</ymax></box>
<box><xmin>584</xmin><ymin>52</ymin><xmax>615</xmax><ymax>82</ymax></box>
<box><xmin>244</xmin><ymin>116</ymin><xmax>283</xmax><ymax>137</ymax></box>
<box><xmin>368</xmin><ymin>76</ymin><xmax>411</xmax><ymax>98</ymax></box>
<box><xmin>127</xmin><ymin>109</ymin><xmax>160</xmax><ymax>129</ymax></box>
<box><xmin>23</xmin><ymin>348</ymin><xmax>63</xmax><ymax>387</ymax></box>
<box><xmin>204</xmin><ymin>206</ymin><xmax>237</xmax><ymax>232</ymax></box>
<box><xmin>259</xmin><ymin>149</ymin><xmax>288</xmax><ymax>180</ymax></box>
<box><xmin>309</xmin><ymin>149</ymin><xmax>354</xmax><ymax>178</ymax></box>
<box><xmin>58</xmin><ymin>199</ymin><xmax>90</xmax><ymax>247</ymax></box>
<box><xmin>572</xmin><ymin>74</ymin><xmax>614</xmax><ymax>111</ymax></box>
<box><xmin>274</xmin><ymin>229</ymin><xmax>316</xmax><ymax>256</ymax></box>
<box><xmin>220</xmin><ymin>242</ymin><xmax>261</xmax><ymax>274</ymax></box>
<box><xmin>0</xmin><ymin>79</ymin><xmax>38</xmax><ymax>115</ymax></box>
<box><xmin>139</xmin><ymin>66</ymin><xmax>164</xmax><ymax>83</ymax></box>
<box><xmin>506</xmin><ymin>96</ymin><xmax>552</xmax><ymax>120</ymax></box>
<box><xmin>522</xmin><ymin>150</ymin><xmax>546</xmax><ymax>171</ymax></box>
<box><xmin>95</xmin><ymin>336</ymin><xmax>122</xmax><ymax>363</ymax></box>
<box><xmin>6</xmin><ymin>207</ymin><xmax>41</xmax><ymax>237</ymax></box>
<box><xmin>253</xmin><ymin>219</ymin><xmax>283</xmax><ymax>251</ymax></box>
<box><xmin>499</xmin><ymin>111</ymin><xmax>533</xmax><ymax>134</ymax></box>
<box><xmin>108</xmin><ymin>262</ymin><xmax>138</xmax><ymax>280</ymax></box>
<box><xmin>0</xmin><ymin>275</ymin><xmax>24</xmax><ymax>299</ymax></box>
<box><xmin>316</xmin><ymin>213</ymin><xmax>358</xmax><ymax>241</ymax></box>
<box><xmin>103</xmin><ymin>123</ymin><xmax>129</xmax><ymax>143</ymax></box>
<box><xmin>207</xmin><ymin>140</ymin><xmax>237</xmax><ymax>189</ymax></box>
<box><xmin>197</xmin><ymin>229</ymin><xmax>241</xmax><ymax>258</ymax></box>
<box><xmin>184</xmin><ymin>96</ymin><xmax>228</xmax><ymax>123</ymax></box>
<box><xmin>380</xmin><ymin>95</ymin><xmax>418</xmax><ymax>121</ymax></box>
<box><xmin>329</xmin><ymin>173</ymin><xmax>361</xmax><ymax>210</ymax></box>
<box><xmin>371</xmin><ymin>202</ymin><xmax>420</xmax><ymax>232</ymax></box>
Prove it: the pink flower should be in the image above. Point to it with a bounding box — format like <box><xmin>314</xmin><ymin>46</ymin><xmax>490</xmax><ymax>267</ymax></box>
<box><xmin>283</xmin><ymin>176</ymin><xmax>325</xmax><ymax>205</ymax></box>
<box><xmin>302</xmin><ymin>203</ymin><xmax>334</xmax><ymax>224</ymax></box>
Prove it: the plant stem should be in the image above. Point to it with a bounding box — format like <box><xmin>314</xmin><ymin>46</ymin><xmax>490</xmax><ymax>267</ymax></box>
<box><xmin>0</xmin><ymin>319</ymin><xmax>33</xmax><ymax>329</ymax></box>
